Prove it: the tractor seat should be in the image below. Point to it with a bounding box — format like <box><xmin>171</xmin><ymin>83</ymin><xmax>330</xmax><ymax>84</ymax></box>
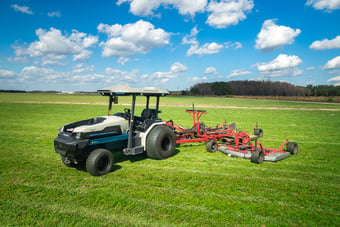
<box><xmin>141</xmin><ymin>109</ymin><xmax>158</xmax><ymax>120</ymax></box>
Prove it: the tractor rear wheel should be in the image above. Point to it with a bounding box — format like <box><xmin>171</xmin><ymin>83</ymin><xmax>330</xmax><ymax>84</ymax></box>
<box><xmin>146</xmin><ymin>125</ymin><xmax>176</xmax><ymax>160</ymax></box>
<box><xmin>86</xmin><ymin>149</ymin><xmax>113</xmax><ymax>176</ymax></box>
<box><xmin>251</xmin><ymin>149</ymin><xmax>264</xmax><ymax>164</ymax></box>
<box><xmin>206</xmin><ymin>140</ymin><xmax>218</xmax><ymax>152</ymax></box>
<box><xmin>287</xmin><ymin>142</ymin><xmax>298</xmax><ymax>155</ymax></box>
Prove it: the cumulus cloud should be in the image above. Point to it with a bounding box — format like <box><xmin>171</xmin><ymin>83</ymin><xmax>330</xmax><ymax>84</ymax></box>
<box><xmin>47</xmin><ymin>11</ymin><xmax>61</xmax><ymax>17</ymax></box>
<box><xmin>257</xmin><ymin>54</ymin><xmax>303</xmax><ymax>78</ymax></box>
<box><xmin>142</xmin><ymin>62</ymin><xmax>188</xmax><ymax>84</ymax></box>
<box><xmin>306</xmin><ymin>0</ymin><xmax>340</xmax><ymax>11</ymax></box>
<box><xmin>204</xmin><ymin>67</ymin><xmax>218</xmax><ymax>74</ymax></box>
<box><xmin>188</xmin><ymin>76</ymin><xmax>208</xmax><ymax>83</ymax></box>
<box><xmin>182</xmin><ymin>26</ymin><xmax>226</xmax><ymax>56</ymax></box>
<box><xmin>309</xmin><ymin>35</ymin><xmax>340</xmax><ymax>50</ymax></box>
<box><xmin>226</xmin><ymin>69</ymin><xmax>251</xmax><ymax>78</ymax></box>
<box><xmin>0</xmin><ymin>69</ymin><xmax>17</xmax><ymax>78</ymax></box>
<box><xmin>11</xmin><ymin>4</ymin><xmax>33</xmax><ymax>14</ymax></box>
<box><xmin>206</xmin><ymin>0</ymin><xmax>254</xmax><ymax>28</ymax></box>
<box><xmin>323</xmin><ymin>56</ymin><xmax>340</xmax><ymax>69</ymax></box>
<box><xmin>98</xmin><ymin>20</ymin><xmax>170</xmax><ymax>58</ymax></box>
<box><xmin>117</xmin><ymin>0</ymin><xmax>207</xmax><ymax>17</ymax></box>
<box><xmin>105</xmin><ymin>68</ymin><xmax>139</xmax><ymax>83</ymax></box>
<box><xmin>19</xmin><ymin>65</ymin><xmax>106</xmax><ymax>84</ymax></box>
<box><xmin>327</xmin><ymin>76</ymin><xmax>340</xmax><ymax>86</ymax></box>
<box><xmin>255</xmin><ymin>19</ymin><xmax>301</xmax><ymax>52</ymax></box>
<box><xmin>13</xmin><ymin>28</ymin><xmax>98</xmax><ymax>62</ymax></box>
<box><xmin>187</xmin><ymin>42</ymin><xmax>224</xmax><ymax>56</ymax></box>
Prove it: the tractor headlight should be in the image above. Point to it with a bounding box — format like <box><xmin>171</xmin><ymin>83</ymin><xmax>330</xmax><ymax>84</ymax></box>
<box><xmin>74</xmin><ymin>132</ymin><xmax>81</xmax><ymax>140</ymax></box>
<box><xmin>58</xmin><ymin>126</ymin><xmax>64</xmax><ymax>135</ymax></box>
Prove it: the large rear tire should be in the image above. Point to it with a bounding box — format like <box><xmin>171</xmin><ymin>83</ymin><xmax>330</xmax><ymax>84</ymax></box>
<box><xmin>86</xmin><ymin>149</ymin><xmax>113</xmax><ymax>176</ymax></box>
<box><xmin>146</xmin><ymin>125</ymin><xmax>176</xmax><ymax>160</ymax></box>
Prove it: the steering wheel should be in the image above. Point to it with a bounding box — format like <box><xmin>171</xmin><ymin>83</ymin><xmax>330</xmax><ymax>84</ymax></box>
<box><xmin>124</xmin><ymin>108</ymin><xmax>130</xmax><ymax>114</ymax></box>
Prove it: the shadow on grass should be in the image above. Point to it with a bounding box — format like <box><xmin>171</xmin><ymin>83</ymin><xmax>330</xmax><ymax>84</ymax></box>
<box><xmin>72</xmin><ymin>148</ymin><xmax>181</xmax><ymax>175</ymax></box>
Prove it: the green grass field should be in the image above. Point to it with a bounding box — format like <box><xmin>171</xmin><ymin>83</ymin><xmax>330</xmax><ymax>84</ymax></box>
<box><xmin>0</xmin><ymin>93</ymin><xmax>339</xmax><ymax>226</ymax></box>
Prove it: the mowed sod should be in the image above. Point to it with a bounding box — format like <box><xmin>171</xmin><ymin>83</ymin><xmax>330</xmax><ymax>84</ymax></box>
<box><xmin>0</xmin><ymin>93</ymin><xmax>339</xmax><ymax>226</ymax></box>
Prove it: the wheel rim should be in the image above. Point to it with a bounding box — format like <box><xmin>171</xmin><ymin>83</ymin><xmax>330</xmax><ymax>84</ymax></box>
<box><xmin>161</xmin><ymin>136</ymin><xmax>171</xmax><ymax>151</ymax></box>
<box><xmin>97</xmin><ymin>156</ymin><xmax>109</xmax><ymax>171</ymax></box>
<box><xmin>293</xmin><ymin>145</ymin><xmax>298</xmax><ymax>155</ymax></box>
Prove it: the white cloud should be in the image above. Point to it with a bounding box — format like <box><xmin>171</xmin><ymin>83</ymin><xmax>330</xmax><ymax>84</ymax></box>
<box><xmin>73</xmin><ymin>64</ymin><xmax>95</xmax><ymax>74</ymax></box>
<box><xmin>105</xmin><ymin>68</ymin><xmax>139</xmax><ymax>83</ymax></box>
<box><xmin>309</xmin><ymin>35</ymin><xmax>340</xmax><ymax>50</ymax></box>
<box><xmin>117</xmin><ymin>0</ymin><xmax>207</xmax><ymax>17</ymax></box>
<box><xmin>14</xmin><ymin>28</ymin><xmax>98</xmax><ymax>62</ymax></box>
<box><xmin>306</xmin><ymin>0</ymin><xmax>340</xmax><ymax>11</ymax></box>
<box><xmin>206</xmin><ymin>0</ymin><xmax>254</xmax><ymax>28</ymax></box>
<box><xmin>227</xmin><ymin>69</ymin><xmax>251</xmax><ymax>78</ymax></box>
<box><xmin>323</xmin><ymin>56</ymin><xmax>340</xmax><ymax>69</ymax></box>
<box><xmin>73</xmin><ymin>50</ymin><xmax>92</xmax><ymax>61</ymax></box>
<box><xmin>142</xmin><ymin>62</ymin><xmax>188</xmax><ymax>84</ymax></box>
<box><xmin>188</xmin><ymin>76</ymin><xmax>208</xmax><ymax>83</ymax></box>
<box><xmin>170</xmin><ymin>62</ymin><xmax>188</xmax><ymax>73</ymax></box>
<box><xmin>306</xmin><ymin>66</ymin><xmax>316</xmax><ymax>71</ymax></box>
<box><xmin>187</xmin><ymin>42</ymin><xmax>224</xmax><ymax>56</ymax></box>
<box><xmin>204</xmin><ymin>67</ymin><xmax>218</xmax><ymax>74</ymax></box>
<box><xmin>257</xmin><ymin>54</ymin><xmax>303</xmax><ymax>78</ymax></box>
<box><xmin>11</xmin><ymin>4</ymin><xmax>33</xmax><ymax>14</ymax></box>
<box><xmin>0</xmin><ymin>69</ymin><xmax>17</xmax><ymax>78</ymax></box>
<box><xmin>41</xmin><ymin>54</ymin><xmax>67</xmax><ymax>66</ymax></box>
<box><xmin>47</xmin><ymin>11</ymin><xmax>61</xmax><ymax>17</ymax></box>
<box><xmin>182</xmin><ymin>26</ymin><xmax>226</xmax><ymax>56</ymax></box>
<box><xmin>327</xmin><ymin>76</ymin><xmax>340</xmax><ymax>86</ymax></box>
<box><xmin>255</xmin><ymin>19</ymin><xmax>301</xmax><ymax>52</ymax></box>
<box><xmin>98</xmin><ymin>20</ymin><xmax>170</xmax><ymax>57</ymax></box>
<box><xmin>19</xmin><ymin>65</ymin><xmax>106</xmax><ymax>84</ymax></box>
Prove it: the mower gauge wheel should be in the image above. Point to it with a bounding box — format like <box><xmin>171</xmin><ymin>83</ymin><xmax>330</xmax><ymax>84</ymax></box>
<box><xmin>287</xmin><ymin>142</ymin><xmax>298</xmax><ymax>155</ymax></box>
<box><xmin>206</xmin><ymin>140</ymin><xmax>218</xmax><ymax>153</ymax></box>
<box><xmin>251</xmin><ymin>149</ymin><xmax>264</xmax><ymax>164</ymax></box>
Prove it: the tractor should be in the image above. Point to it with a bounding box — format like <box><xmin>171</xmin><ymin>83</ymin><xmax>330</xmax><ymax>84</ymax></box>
<box><xmin>54</xmin><ymin>86</ymin><xmax>176</xmax><ymax>176</ymax></box>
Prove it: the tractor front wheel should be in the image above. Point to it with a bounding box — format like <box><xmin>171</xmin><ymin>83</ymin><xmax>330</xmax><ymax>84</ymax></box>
<box><xmin>86</xmin><ymin>149</ymin><xmax>113</xmax><ymax>176</ymax></box>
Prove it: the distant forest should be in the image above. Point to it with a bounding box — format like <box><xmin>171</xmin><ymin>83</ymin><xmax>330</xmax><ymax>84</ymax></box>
<box><xmin>1</xmin><ymin>80</ymin><xmax>339</xmax><ymax>97</ymax></box>
<box><xmin>185</xmin><ymin>81</ymin><xmax>340</xmax><ymax>97</ymax></box>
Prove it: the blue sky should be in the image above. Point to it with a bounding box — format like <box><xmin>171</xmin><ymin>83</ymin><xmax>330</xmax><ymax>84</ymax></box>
<box><xmin>1</xmin><ymin>0</ymin><xmax>340</xmax><ymax>91</ymax></box>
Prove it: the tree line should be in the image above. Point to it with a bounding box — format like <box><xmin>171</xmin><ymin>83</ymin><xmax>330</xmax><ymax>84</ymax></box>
<box><xmin>186</xmin><ymin>81</ymin><xmax>340</xmax><ymax>96</ymax></box>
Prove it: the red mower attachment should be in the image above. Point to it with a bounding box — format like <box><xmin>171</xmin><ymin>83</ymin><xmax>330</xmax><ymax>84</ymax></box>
<box><xmin>165</xmin><ymin>109</ymin><xmax>298</xmax><ymax>164</ymax></box>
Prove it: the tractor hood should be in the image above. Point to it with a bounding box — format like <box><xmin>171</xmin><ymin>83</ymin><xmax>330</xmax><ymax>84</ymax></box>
<box><xmin>72</xmin><ymin>116</ymin><xmax>128</xmax><ymax>133</ymax></box>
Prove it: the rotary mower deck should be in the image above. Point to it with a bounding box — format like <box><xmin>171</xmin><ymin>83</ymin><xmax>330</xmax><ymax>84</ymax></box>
<box><xmin>165</xmin><ymin>108</ymin><xmax>298</xmax><ymax>164</ymax></box>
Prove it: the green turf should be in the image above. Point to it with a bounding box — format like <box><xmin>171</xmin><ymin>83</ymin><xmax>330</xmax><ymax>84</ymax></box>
<box><xmin>0</xmin><ymin>94</ymin><xmax>339</xmax><ymax>226</ymax></box>
<box><xmin>1</xmin><ymin>93</ymin><xmax>340</xmax><ymax>110</ymax></box>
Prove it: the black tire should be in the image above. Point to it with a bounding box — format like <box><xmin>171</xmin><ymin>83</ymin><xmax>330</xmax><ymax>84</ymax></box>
<box><xmin>146</xmin><ymin>125</ymin><xmax>176</xmax><ymax>160</ymax></box>
<box><xmin>254</xmin><ymin>128</ymin><xmax>263</xmax><ymax>137</ymax></box>
<box><xmin>206</xmin><ymin>140</ymin><xmax>218</xmax><ymax>152</ymax></box>
<box><xmin>251</xmin><ymin>149</ymin><xmax>264</xmax><ymax>164</ymax></box>
<box><xmin>86</xmin><ymin>149</ymin><xmax>113</xmax><ymax>176</ymax></box>
<box><xmin>61</xmin><ymin>156</ymin><xmax>76</xmax><ymax>168</ymax></box>
<box><xmin>287</xmin><ymin>142</ymin><xmax>298</xmax><ymax>155</ymax></box>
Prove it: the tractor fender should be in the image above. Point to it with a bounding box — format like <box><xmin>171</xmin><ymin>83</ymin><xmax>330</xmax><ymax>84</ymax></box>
<box><xmin>139</xmin><ymin>122</ymin><xmax>166</xmax><ymax>148</ymax></box>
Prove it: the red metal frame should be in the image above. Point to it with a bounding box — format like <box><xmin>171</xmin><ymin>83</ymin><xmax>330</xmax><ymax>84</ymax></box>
<box><xmin>165</xmin><ymin>109</ymin><xmax>290</xmax><ymax>156</ymax></box>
